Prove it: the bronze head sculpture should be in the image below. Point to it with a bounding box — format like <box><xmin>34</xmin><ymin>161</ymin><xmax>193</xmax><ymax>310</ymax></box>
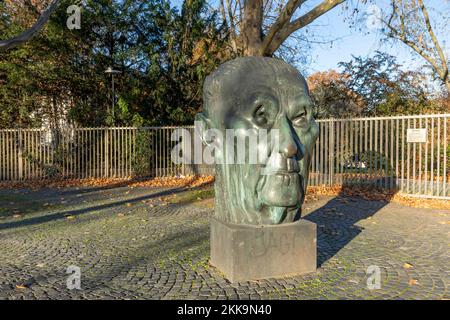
<box><xmin>197</xmin><ymin>57</ymin><xmax>319</xmax><ymax>226</ymax></box>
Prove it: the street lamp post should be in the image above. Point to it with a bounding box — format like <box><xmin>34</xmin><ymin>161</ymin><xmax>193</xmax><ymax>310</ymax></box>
<box><xmin>105</xmin><ymin>67</ymin><xmax>121</xmax><ymax>123</ymax></box>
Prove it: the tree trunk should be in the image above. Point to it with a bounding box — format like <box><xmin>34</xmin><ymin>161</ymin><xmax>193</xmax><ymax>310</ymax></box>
<box><xmin>241</xmin><ymin>0</ymin><xmax>264</xmax><ymax>56</ymax></box>
<box><xmin>239</xmin><ymin>0</ymin><xmax>344</xmax><ymax>56</ymax></box>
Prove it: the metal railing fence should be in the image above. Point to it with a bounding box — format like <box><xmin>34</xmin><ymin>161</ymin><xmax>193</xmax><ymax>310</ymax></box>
<box><xmin>311</xmin><ymin>114</ymin><xmax>449</xmax><ymax>198</ymax></box>
<box><xmin>0</xmin><ymin>114</ymin><xmax>448</xmax><ymax>198</ymax></box>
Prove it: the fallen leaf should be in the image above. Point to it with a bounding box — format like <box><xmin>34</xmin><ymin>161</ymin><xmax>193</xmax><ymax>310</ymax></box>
<box><xmin>408</xmin><ymin>279</ymin><xmax>419</xmax><ymax>286</ymax></box>
<box><xmin>15</xmin><ymin>284</ymin><xmax>27</xmax><ymax>289</ymax></box>
<box><xmin>0</xmin><ymin>176</ymin><xmax>214</xmax><ymax>191</ymax></box>
<box><xmin>117</xmin><ymin>213</ymin><xmax>125</xmax><ymax>217</ymax></box>
<box><xmin>66</xmin><ymin>215</ymin><xmax>75</xmax><ymax>220</ymax></box>
<box><xmin>403</xmin><ymin>263</ymin><xmax>413</xmax><ymax>269</ymax></box>
<box><xmin>125</xmin><ymin>203</ymin><xmax>132</xmax><ymax>207</ymax></box>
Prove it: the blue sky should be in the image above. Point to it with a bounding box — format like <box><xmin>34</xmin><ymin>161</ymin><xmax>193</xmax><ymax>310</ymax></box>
<box><xmin>172</xmin><ymin>0</ymin><xmax>449</xmax><ymax>75</ymax></box>
<box><xmin>304</xmin><ymin>0</ymin><xmax>449</xmax><ymax>75</ymax></box>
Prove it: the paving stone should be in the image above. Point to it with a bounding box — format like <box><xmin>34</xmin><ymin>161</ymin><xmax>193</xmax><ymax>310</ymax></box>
<box><xmin>0</xmin><ymin>187</ymin><xmax>448</xmax><ymax>300</ymax></box>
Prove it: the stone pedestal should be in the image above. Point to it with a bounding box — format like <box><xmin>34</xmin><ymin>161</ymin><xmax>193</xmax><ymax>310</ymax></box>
<box><xmin>210</xmin><ymin>217</ymin><xmax>317</xmax><ymax>282</ymax></box>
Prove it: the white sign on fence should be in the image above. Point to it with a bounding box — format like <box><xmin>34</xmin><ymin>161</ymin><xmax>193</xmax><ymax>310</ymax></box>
<box><xmin>406</xmin><ymin>128</ymin><xmax>427</xmax><ymax>143</ymax></box>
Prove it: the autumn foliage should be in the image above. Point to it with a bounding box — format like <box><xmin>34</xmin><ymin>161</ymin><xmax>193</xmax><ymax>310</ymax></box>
<box><xmin>0</xmin><ymin>176</ymin><xmax>448</xmax><ymax>209</ymax></box>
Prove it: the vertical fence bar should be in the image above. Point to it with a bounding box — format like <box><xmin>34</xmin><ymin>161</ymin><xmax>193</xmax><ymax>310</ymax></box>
<box><xmin>384</xmin><ymin>120</ymin><xmax>388</xmax><ymax>189</ymax></box>
<box><xmin>380</xmin><ymin>119</ymin><xmax>383</xmax><ymax>188</ymax></box>
<box><xmin>314</xmin><ymin>125</ymin><xmax>319</xmax><ymax>186</ymax></box>
<box><xmin>337</xmin><ymin>119</ymin><xmax>340</xmax><ymax>186</ymax></box>
<box><xmin>359</xmin><ymin>119</ymin><xmax>363</xmax><ymax>185</ymax></box>
<box><xmin>18</xmin><ymin>129</ymin><xmax>23</xmax><ymax>180</ymax></box>
<box><xmin>390</xmin><ymin>119</ymin><xmax>394</xmax><ymax>189</ymax></box>
<box><xmin>375</xmin><ymin>119</ymin><xmax>379</xmax><ymax>187</ymax></box>
<box><xmin>437</xmin><ymin>118</ymin><xmax>441</xmax><ymax>196</ymax></box>
<box><xmin>349</xmin><ymin>120</ymin><xmax>354</xmax><ymax>184</ymax></box>
<box><xmin>412</xmin><ymin>118</ymin><xmax>417</xmax><ymax>194</ymax></box>
<box><xmin>341</xmin><ymin>120</ymin><xmax>345</xmax><ymax>185</ymax></box>
<box><xmin>424</xmin><ymin>118</ymin><xmax>428</xmax><ymax>195</ymax></box>
<box><xmin>105</xmin><ymin>128</ymin><xmax>109</xmax><ymax>178</ymax></box>
<box><xmin>400</xmin><ymin>119</ymin><xmax>405</xmax><ymax>193</ymax></box>
<box><xmin>418</xmin><ymin>118</ymin><xmax>422</xmax><ymax>194</ymax></box>
<box><xmin>329</xmin><ymin>121</ymin><xmax>334</xmax><ymax>186</ymax></box>
<box><xmin>323</xmin><ymin>122</ymin><xmax>328</xmax><ymax>185</ymax></box>
<box><xmin>345</xmin><ymin>120</ymin><xmax>349</xmax><ymax>184</ymax></box>
<box><xmin>430</xmin><ymin>117</ymin><xmax>435</xmax><ymax>196</ymax></box>
<box><xmin>0</xmin><ymin>131</ymin><xmax>3</xmax><ymax>180</ymax></box>
<box><xmin>443</xmin><ymin>117</ymin><xmax>447</xmax><ymax>197</ymax></box>
<box><xmin>320</xmin><ymin>122</ymin><xmax>324</xmax><ymax>185</ymax></box>
<box><xmin>163</xmin><ymin>128</ymin><xmax>166</xmax><ymax>177</ymax></box>
<box><xmin>406</xmin><ymin>118</ymin><xmax>411</xmax><ymax>193</ymax></box>
<box><xmin>395</xmin><ymin>119</ymin><xmax>400</xmax><ymax>189</ymax></box>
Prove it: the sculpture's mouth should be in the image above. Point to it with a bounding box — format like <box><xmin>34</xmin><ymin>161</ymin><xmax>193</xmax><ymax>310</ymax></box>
<box><xmin>255</xmin><ymin>170</ymin><xmax>304</xmax><ymax>224</ymax></box>
<box><xmin>273</xmin><ymin>171</ymin><xmax>299</xmax><ymax>186</ymax></box>
<box><xmin>256</xmin><ymin>169</ymin><xmax>303</xmax><ymax>208</ymax></box>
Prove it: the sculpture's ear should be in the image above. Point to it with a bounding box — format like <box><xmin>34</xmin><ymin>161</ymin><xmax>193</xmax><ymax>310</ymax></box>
<box><xmin>195</xmin><ymin>112</ymin><xmax>214</xmax><ymax>146</ymax></box>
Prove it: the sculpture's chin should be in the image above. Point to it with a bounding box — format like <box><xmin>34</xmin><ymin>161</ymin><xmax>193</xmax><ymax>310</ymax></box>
<box><xmin>257</xmin><ymin>172</ymin><xmax>303</xmax><ymax>207</ymax></box>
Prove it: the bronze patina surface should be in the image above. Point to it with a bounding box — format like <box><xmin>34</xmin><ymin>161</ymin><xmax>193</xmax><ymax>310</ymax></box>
<box><xmin>197</xmin><ymin>57</ymin><xmax>319</xmax><ymax>225</ymax></box>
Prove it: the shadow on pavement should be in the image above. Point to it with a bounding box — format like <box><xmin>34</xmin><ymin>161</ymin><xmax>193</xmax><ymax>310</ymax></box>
<box><xmin>303</xmin><ymin>186</ymin><xmax>397</xmax><ymax>267</ymax></box>
<box><xmin>0</xmin><ymin>185</ymin><xmax>209</xmax><ymax>231</ymax></box>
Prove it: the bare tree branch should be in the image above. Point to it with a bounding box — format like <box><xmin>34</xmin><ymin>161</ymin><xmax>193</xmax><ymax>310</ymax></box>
<box><xmin>261</xmin><ymin>0</ymin><xmax>306</xmax><ymax>54</ymax></box>
<box><xmin>382</xmin><ymin>0</ymin><xmax>449</xmax><ymax>90</ymax></box>
<box><xmin>417</xmin><ymin>0</ymin><xmax>448</xmax><ymax>80</ymax></box>
<box><xmin>264</xmin><ymin>0</ymin><xmax>345</xmax><ymax>55</ymax></box>
<box><xmin>386</xmin><ymin>22</ymin><xmax>442</xmax><ymax>74</ymax></box>
<box><xmin>0</xmin><ymin>0</ymin><xmax>62</xmax><ymax>51</ymax></box>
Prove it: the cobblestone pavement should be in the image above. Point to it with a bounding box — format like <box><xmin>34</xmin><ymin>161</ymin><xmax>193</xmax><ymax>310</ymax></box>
<box><xmin>0</xmin><ymin>186</ymin><xmax>448</xmax><ymax>300</ymax></box>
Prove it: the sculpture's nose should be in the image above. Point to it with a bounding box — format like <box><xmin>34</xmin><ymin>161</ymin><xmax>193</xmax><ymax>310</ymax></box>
<box><xmin>279</xmin><ymin>117</ymin><xmax>303</xmax><ymax>159</ymax></box>
<box><xmin>281</xmin><ymin>139</ymin><xmax>298</xmax><ymax>158</ymax></box>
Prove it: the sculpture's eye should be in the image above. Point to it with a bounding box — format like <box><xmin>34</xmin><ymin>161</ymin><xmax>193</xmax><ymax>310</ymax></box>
<box><xmin>292</xmin><ymin>110</ymin><xmax>308</xmax><ymax>127</ymax></box>
<box><xmin>254</xmin><ymin>105</ymin><xmax>269</xmax><ymax>126</ymax></box>
<box><xmin>252</xmin><ymin>95</ymin><xmax>278</xmax><ymax>127</ymax></box>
